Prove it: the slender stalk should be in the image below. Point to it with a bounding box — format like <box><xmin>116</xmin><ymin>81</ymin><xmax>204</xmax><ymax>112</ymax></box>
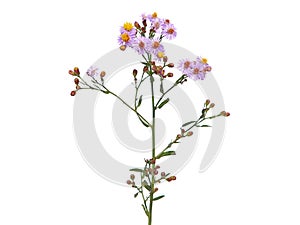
<box><xmin>148</xmin><ymin>70</ymin><xmax>156</xmax><ymax>225</ymax></box>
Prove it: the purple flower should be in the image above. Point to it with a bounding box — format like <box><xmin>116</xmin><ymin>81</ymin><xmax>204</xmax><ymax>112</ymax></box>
<box><xmin>148</xmin><ymin>38</ymin><xmax>165</xmax><ymax>55</ymax></box>
<box><xmin>162</xmin><ymin>22</ymin><xmax>177</xmax><ymax>40</ymax></box>
<box><xmin>120</xmin><ymin>22</ymin><xmax>136</xmax><ymax>35</ymax></box>
<box><xmin>177</xmin><ymin>57</ymin><xmax>212</xmax><ymax>80</ymax></box>
<box><xmin>86</xmin><ymin>66</ymin><xmax>99</xmax><ymax>78</ymax></box>
<box><xmin>118</xmin><ymin>30</ymin><xmax>136</xmax><ymax>47</ymax></box>
<box><xmin>132</xmin><ymin>36</ymin><xmax>150</xmax><ymax>55</ymax></box>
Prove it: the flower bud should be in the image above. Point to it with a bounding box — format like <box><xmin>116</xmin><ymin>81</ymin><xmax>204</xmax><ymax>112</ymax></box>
<box><xmin>70</xmin><ymin>90</ymin><xmax>76</xmax><ymax>96</ymax></box>
<box><xmin>167</xmin><ymin>72</ymin><xmax>173</xmax><ymax>77</ymax></box>
<box><xmin>163</xmin><ymin>56</ymin><xmax>168</xmax><ymax>63</ymax></box>
<box><xmin>165</xmin><ymin>19</ymin><xmax>170</xmax><ymax>24</ymax></box>
<box><xmin>74</xmin><ymin>78</ymin><xmax>79</xmax><ymax>85</ymax></box>
<box><xmin>154</xmin><ymin>187</ymin><xmax>158</xmax><ymax>193</ymax></box>
<box><xmin>205</xmin><ymin>99</ymin><xmax>210</xmax><ymax>106</ymax></box>
<box><xmin>126</xmin><ymin>180</ymin><xmax>132</xmax><ymax>185</ymax></box>
<box><xmin>161</xmin><ymin>172</ymin><xmax>166</xmax><ymax>177</ymax></box>
<box><xmin>154</xmin><ymin>170</ymin><xmax>158</xmax><ymax>175</ymax></box>
<box><xmin>100</xmin><ymin>71</ymin><xmax>106</xmax><ymax>77</ymax></box>
<box><xmin>150</xmin><ymin>158</ymin><xmax>156</xmax><ymax>164</ymax></box>
<box><xmin>74</xmin><ymin>67</ymin><xmax>80</xmax><ymax>76</ymax></box>
<box><xmin>134</xmin><ymin>21</ymin><xmax>141</xmax><ymax>29</ymax></box>
<box><xmin>143</xmin><ymin>66</ymin><xmax>148</xmax><ymax>72</ymax></box>
<box><xmin>187</xmin><ymin>131</ymin><xmax>193</xmax><ymax>136</ymax></box>
<box><xmin>132</xmin><ymin>69</ymin><xmax>138</xmax><ymax>77</ymax></box>
<box><xmin>120</xmin><ymin>45</ymin><xmax>126</xmax><ymax>51</ymax></box>
<box><xmin>155</xmin><ymin>165</ymin><xmax>160</xmax><ymax>169</ymax></box>
<box><xmin>209</xmin><ymin>103</ymin><xmax>215</xmax><ymax>108</ymax></box>
<box><xmin>142</xmin><ymin>19</ymin><xmax>147</xmax><ymax>27</ymax></box>
<box><xmin>130</xmin><ymin>174</ymin><xmax>135</xmax><ymax>180</ymax></box>
<box><xmin>69</xmin><ymin>70</ymin><xmax>74</xmax><ymax>75</ymax></box>
<box><xmin>176</xmin><ymin>134</ymin><xmax>182</xmax><ymax>139</ymax></box>
<box><xmin>226</xmin><ymin>112</ymin><xmax>230</xmax><ymax>117</ymax></box>
<box><xmin>167</xmin><ymin>63</ymin><xmax>174</xmax><ymax>68</ymax></box>
<box><xmin>76</xmin><ymin>85</ymin><xmax>80</xmax><ymax>90</ymax></box>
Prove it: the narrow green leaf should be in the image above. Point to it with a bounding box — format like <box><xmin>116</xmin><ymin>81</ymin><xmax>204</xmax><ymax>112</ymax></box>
<box><xmin>138</xmin><ymin>116</ymin><xmax>149</xmax><ymax>128</ymax></box>
<box><xmin>129</xmin><ymin>168</ymin><xmax>144</xmax><ymax>173</ymax></box>
<box><xmin>142</xmin><ymin>204</ymin><xmax>149</xmax><ymax>217</ymax></box>
<box><xmin>182</xmin><ymin>121</ymin><xmax>196</xmax><ymax>127</ymax></box>
<box><xmin>158</xmin><ymin>98</ymin><xmax>169</xmax><ymax>109</ymax></box>
<box><xmin>137</xmin><ymin>95</ymin><xmax>143</xmax><ymax>108</ymax></box>
<box><xmin>144</xmin><ymin>184</ymin><xmax>151</xmax><ymax>192</ymax></box>
<box><xmin>200</xmin><ymin>125</ymin><xmax>211</xmax><ymax>127</ymax></box>
<box><xmin>134</xmin><ymin>192</ymin><xmax>139</xmax><ymax>198</ymax></box>
<box><xmin>153</xmin><ymin>195</ymin><xmax>165</xmax><ymax>201</ymax></box>
<box><xmin>156</xmin><ymin>151</ymin><xmax>176</xmax><ymax>159</ymax></box>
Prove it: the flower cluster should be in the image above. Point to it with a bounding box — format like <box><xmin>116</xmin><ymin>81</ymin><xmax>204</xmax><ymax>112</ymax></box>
<box><xmin>177</xmin><ymin>57</ymin><xmax>212</xmax><ymax>80</ymax></box>
<box><xmin>118</xmin><ymin>12</ymin><xmax>176</xmax><ymax>61</ymax></box>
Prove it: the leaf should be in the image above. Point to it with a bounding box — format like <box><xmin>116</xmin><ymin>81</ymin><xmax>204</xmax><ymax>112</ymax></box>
<box><xmin>200</xmin><ymin>124</ymin><xmax>211</xmax><ymax>127</ymax></box>
<box><xmin>137</xmin><ymin>95</ymin><xmax>143</xmax><ymax>108</ymax></box>
<box><xmin>144</xmin><ymin>184</ymin><xmax>151</xmax><ymax>192</ymax></box>
<box><xmin>182</xmin><ymin>121</ymin><xmax>196</xmax><ymax>127</ymax></box>
<box><xmin>142</xmin><ymin>205</ymin><xmax>149</xmax><ymax>217</ymax></box>
<box><xmin>153</xmin><ymin>195</ymin><xmax>165</xmax><ymax>201</ymax></box>
<box><xmin>157</xmin><ymin>98</ymin><xmax>169</xmax><ymax>109</ymax></box>
<box><xmin>156</xmin><ymin>151</ymin><xmax>176</xmax><ymax>159</ymax></box>
<box><xmin>129</xmin><ymin>168</ymin><xmax>144</xmax><ymax>173</ymax></box>
<box><xmin>134</xmin><ymin>192</ymin><xmax>139</xmax><ymax>198</ymax></box>
<box><xmin>138</xmin><ymin>116</ymin><xmax>149</xmax><ymax>128</ymax></box>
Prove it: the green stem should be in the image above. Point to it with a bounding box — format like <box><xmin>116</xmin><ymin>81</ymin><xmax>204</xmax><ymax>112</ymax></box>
<box><xmin>148</xmin><ymin>72</ymin><xmax>156</xmax><ymax>225</ymax></box>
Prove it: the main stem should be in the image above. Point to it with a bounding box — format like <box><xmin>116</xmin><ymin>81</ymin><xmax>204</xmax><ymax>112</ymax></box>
<box><xmin>148</xmin><ymin>74</ymin><xmax>156</xmax><ymax>225</ymax></box>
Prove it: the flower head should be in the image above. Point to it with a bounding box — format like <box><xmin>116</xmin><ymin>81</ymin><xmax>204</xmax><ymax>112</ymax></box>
<box><xmin>132</xmin><ymin>36</ymin><xmax>150</xmax><ymax>55</ymax></box>
<box><xmin>162</xmin><ymin>22</ymin><xmax>177</xmax><ymax>40</ymax></box>
<box><xmin>86</xmin><ymin>66</ymin><xmax>99</xmax><ymax>78</ymax></box>
<box><xmin>177</xmin><ymin>57</ymin><xmax>212</xmax><ymax>80</ymax></box>
<box><xmin>118</xmin><ymin>30</ymin><xmax>136</xmax><ymax>47</ymax></box>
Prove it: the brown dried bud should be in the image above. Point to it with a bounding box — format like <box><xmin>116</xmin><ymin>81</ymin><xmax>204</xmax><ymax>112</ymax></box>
<box><xmin>150</xmin><ymin>158</ymin><xmax>156</xmax><ymax>164</ymax></box>
<box><xmin>163</xmin><ymin>56</ymin><xmax>168</xmax><ymax>63</ymax></box>
<box><xmin>167</xmin><ymin>63</ymin><xmax>174</xmax><ymax>68</ymax></box>
<box><xmin>76</xmin><ymin>85</ymin><xmax>80</xmax><ymax>90</ymax></box>
<box><xmin>161</xmin><ymin>172</ymin><xmax>166</xmax><ymax>177</ymax></box>
<box><xmin>142</xmin><ymin>19</ymin><xmax>147</xmax><ymax>27</ymax></box>
<box><xmin>132</xmin><ymin>69</ymin><xmax>138</xmax><ymax>77</ymax></box>
<box><xmin>226</xmin><ymin>112</ymin><xmax>230</xmax><ymax>117</ymax></box>
<box><xmin>69</xmin><ymin>70</ymin><xmax>74</xmax><ymax>75</ymax></box>
<box><xmin>176</xmin><ymin>134</ymin><xmax>182</xmax><ymax>139</ymax></box>
<box><xmin>166</xmin><ymin>176</ymin><xmax>176</xmax><ymax>182</ymax></box>
<box><xmin>143</xmin><ymin>66</ymin><xmax>148</xmax><ymax>72</ymax></box>
<box><xmin>165</xmin><ymin>19</ymin><xmax>170</xmax><ymax>24</ymax></box>
<box><xmin>187</xmin><ymin>131</ymin><xmax>193</xmax><ymax>136</ymax></box>
<box><xmin>126</xmin><ymin>180</ymin><xmax>132</xmax><ymax>185</ymax></box>
<box><xmin>205</xmin><ymin>99</ymin><xmax>210</xmax><ymax>106</ymax></box>
<box><xmin>209</xmin><ymin>103</ymin><xmax>215</xmax><ymax>108</ymax></box>
<box><xmin>74</xmin><ymin>67</ymin><xmax>80</xmax><ymax>76</ymax></box>
<box><xmin>74</xmin><ymin>78</ymin><xmax>79</xmax><ymax>85</ymax></box>
<box><xmin>100</xmin><ymin>71</ymin><xmax>106</xmax><ymax>77</ymax></box>
<box><xmin>130</xmin><ymin>174</ymin><xmax>135</xmax><ymax>180</ymax></box>
<box><xmin>141</xmin><ymin>27</ymin><xmax>146</xmax><ymax>33</ymax></box>
<box><xmin>134</xmin><ymin>21</ymin><xmax>141</xmax><ymax>29</ymax></box>
<box><xmin>167</xmin><ymin>72</ymin><xmax>173</xmax><ymax>77</ymax></box>
<box><xmin>154</xmin><ymin>187</ymin><xmax>158</xmax><ymax>193</ymax></box>
<box><xmin>120</xmin><ymin>45</ymin><xmax>126</xmax><ymax>51</ymax></box>
<box><xmin>70</xmin><ymin>90</ymin><xmax>76</xmax><ymax>96</ymax></box>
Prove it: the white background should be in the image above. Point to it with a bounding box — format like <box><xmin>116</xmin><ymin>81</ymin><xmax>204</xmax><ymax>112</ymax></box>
<box><xmin>1</xmin><ymin>0</ymin><xmax>300</xmax><ymax>224</ymax></box>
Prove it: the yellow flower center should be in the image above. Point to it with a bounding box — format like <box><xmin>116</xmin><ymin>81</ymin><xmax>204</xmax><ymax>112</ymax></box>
<box><xmin>201</xmin><ymin>58</ymin><xmax>208</xmax><ymax>63</ymax></box>
<box><xmin>152</xmin><ymin>12</ymin><xmax>158</xmax><ymax>18</ymax></box>
<box><xmin>123</xmin><ymin>22</ymin><xmax>133</xmax><ymax>31</ymax></box>
<box><xmin>121</xmin><ymin>33</ymin><xmax>130</xmax><ymax>42</ymax></box>
<box><xmin>157</xmin><ymin>52</ymin><xmax>164</xmax><ymax>58</ymax></box>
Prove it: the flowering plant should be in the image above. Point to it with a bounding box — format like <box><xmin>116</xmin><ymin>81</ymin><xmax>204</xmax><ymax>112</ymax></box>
<box><xmin>68</xmin><ymin>12</ymin><xmax>229</xmax><ymax>225</ymax></box>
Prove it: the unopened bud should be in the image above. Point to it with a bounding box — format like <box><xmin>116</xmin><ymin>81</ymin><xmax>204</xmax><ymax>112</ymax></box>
<box><xmin>142</xmin><ymin>19</ymin><xmax>147</xmax><ymax>27</ymax></box>
<box><xmin>74</xmin><ymin>78</ymin><xmax>79</xmax><ymax>85</ymax></box>
<box><xmin>161</xmin><ymin>172</ymin><xmax>166</xmax><ymax>177</ymax></box>
<box><xmin>155</xmin><ymin>165</ymin><xmax>160</xmax><ymax>169</ymax></box>
<box><xmin>69</xmin><ymin>70</ymin><xmax>74</xmax><ymax>75</ymax></box>
<box><xmin>220</xmin><ymin>111</ymin><xmax>226</xmax><ymax>116</ymax></box>
<box><xmin>163</xmin><ymin>56</ymin><xmax>168</xmax><ymax>63</ymax></box>
<box><xmin>74</xmin><ymin>67</ymin><xmax>80</xmax><ymax>75</ymax></box>
<box><xmin>134</xmin><ymin>21</ymin><xmax>141</xmax><ymax>29</ymax></box>
<box><xmin>120</xmin><ymin>45</ymin><xmax>126</xmax><ymax>51</ymax></box>
<box><xmin>187</xmin><ymin>131</ymin><xmax>193</xmax><ymax>136</ymax></box>
<box><xmin>132</xmin><ymin>69</ymin><xmax>138</xmax><ymax>77</ymax></box>
<box><xmin>205</xmin><ymin>99</ymin><xmax>210</xmax><ymax>106</ymax></box>
<box><xmin>226</xmin><ymin>112</ymin><xmax>230</xmax><ymax>117</ymax></box>
<box><xmin>167</xmin><ymin>72</ymin><xmax>173</xmax><ymax>77</ymax></box>
<box><xmin>209</xmin><ymin>103</ymin><xmax>215</xmax><ymax>108</ymax></box>
<box><xmin>143</xmin><ymin>66</ymin><xmax>148</xmax><ymax>72</ymax></box>
<box><xmin>167</xmin><ymin>63</ymin><xmax>174</xmax><ymax>68</ymax></box>
<box><xmin>70</xmin><ymin>90</ymin><xmax>76</xmax><ymax>96</ymax></box>
<box><xmin>154</xmin><ymin>170</ymin><xmax>158</xmax><ymax>175</ymax></box>
<box><xmin>130</xmin><ymin>174</ymin><xmax>135</xmax><ymax>180</ymax></box>
<box><xmin>76</xmin><ymin>85</ymin><xmax>80</xmax><ymax>90</ymax></box>
<box><xmin>154</xmin><ymin>187</ymin><xmax>158</xmax><ymax>193</ymax></box>
<box><xmin>176</xmin><ymin>134</ymin><xmax>182</xmax><ymax>139</ymax></box>
<box><xmin>100</xmin><ymin>71</ymin><xmax>106</xmax><ymax>77</ymax></box>
<box><xmin>126</xmin><ymin>180</ymin><xmax>132</xmax><ymax>185</ymax></box>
